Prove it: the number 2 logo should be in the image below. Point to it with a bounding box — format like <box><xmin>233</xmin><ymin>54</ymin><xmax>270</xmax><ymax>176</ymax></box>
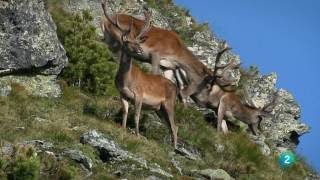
<box><xmin>279</xmin><ymin>151</ymin><xmax>296</xmax><ymax>168</ymax></box>
<box><xmin>284</xmin><ymin>155</ymin><xmax>291</xmax><ymax>164</ymax></box>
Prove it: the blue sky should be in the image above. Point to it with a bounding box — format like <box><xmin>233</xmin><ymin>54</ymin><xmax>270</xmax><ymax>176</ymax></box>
<box><xmin>175</xmin><ymin>0</ymin><xmax>320</xmax><ymax>173</ymax></box>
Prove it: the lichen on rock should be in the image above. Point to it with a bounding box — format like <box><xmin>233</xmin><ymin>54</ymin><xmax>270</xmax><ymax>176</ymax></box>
<box><xmin>0</xmin><ymin>75</ymin><xmax>62</xmax><ymax>98</ymax></box>
<box><xmin>0</xmin><ymin>0</ymin><xmax>67</xmax><ymax>97</ymax></box>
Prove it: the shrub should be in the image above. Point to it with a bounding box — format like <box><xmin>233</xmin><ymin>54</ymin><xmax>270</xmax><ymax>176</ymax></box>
<box><xmin>56</xmin><ymin>161</ymin><xmax>77</xmax><ymax>180</ymax></box>
<box><xmin>9</xmin><ymin>145</ymin><xmax>40</xmax><ymax>180</ymax></box>
<box><xmin>0</xmin><ymin>158</ymin><xmax>5</xmax><ymax>178</ymax></box>
<box><xmin>49</xmin><ymin>4</ymin><xmax>117</xmax><ymax>96</ymax></box>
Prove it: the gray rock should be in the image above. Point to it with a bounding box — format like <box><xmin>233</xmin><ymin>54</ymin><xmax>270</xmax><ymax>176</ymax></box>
<box><xmin>0</xmin><ymin>75</ymin><xmax>62</xmax><ymax>97</ymax></box>
<box><xmin>170</xmin><ymin>157</ymin><xmax>182</xmax><ymax>175</ymax></box>
<box><xmin>0</xmin><ymin>144</ymin><xmax>14</xmax><ymax>156</ymax></box>
<box><xmin>145</xmin><ymin>176</ymin><xmax>163</xmax><ymax>180</ymax></box>
<box><xmin>194</xmin><ymin>169</ymin><xmax>232</xmax><ymax>180</ymax></box>
<box><xmin>80</xmin><ymin>130</ymin><xmax>138</xmax><ymax>163</ymax></box>
<box><xmin>243</xmin><ymin>73</ymin><xmax>310</xmax><ymax>150</ymax></box>
<box><xmin>0</xmin><ymin>0</ymin><xmax>67</xmax><ymax>75</ymax></box>
<box><xmin>149</xmin><ymin>163</ymin><xmax>173</xmax><ymax>178</ymax></box>
<box><xmin>22</xmin><ymin>140</ymin><xmax>54</xmax><ymax>150</ymax></box>
<box><xmin>306</xmin><ymin>173</ymin><xmax>320</xmax><ymax>180</ymax></box>
<box><xmin>80</xmin><ymin>130</ymin><xmax>173</xmax><ymax>178</ymax></box>
<box><xmin>63</xmin><ymin>149</ymin><xmax>93</xmax><ymax>171</ymax></box>
<box><xmin>175</xmin><ymin>147</ymin><xmax>200</xmax><ymax>161</ymax></box>
<box><xmin>0</xmin><ymin>82</ymin><xmax>11</xmax><ymax>96</ymax></box>
<box><xmin>214</xmin><ymin>144</ymin><xmax>225</xmax><ymax>153</ymax></box>
<box><xmin>248</xmin><ymin>134</ymin><xmax>271</xmax><ymax>156</ymax></box>
<box><xmin>0</xmin><ymin>0</ymin><xmax>67</xmax><ymax>98</ymax></box>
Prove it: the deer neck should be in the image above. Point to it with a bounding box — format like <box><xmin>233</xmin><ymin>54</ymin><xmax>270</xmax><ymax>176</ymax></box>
<box><xmin>116</xmin><ymin>51</ymin><xmax>133</xmax><ymax>87</ymax></box>
<box><xmin>178</xmin><ymin>48</ymin><xmax>211</xmax><ymax>81</ymax></box>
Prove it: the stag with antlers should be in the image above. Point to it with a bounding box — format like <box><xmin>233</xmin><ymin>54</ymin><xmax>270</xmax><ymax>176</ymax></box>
<box><xmin>100</xmin><ymin>0</ymin><xmax>217</xmax><ymax>102</ymax></box>
<box><xmin>190</xmin><ymin>41</ymin><xmax>275</xmax><ymax>135</ymax></box>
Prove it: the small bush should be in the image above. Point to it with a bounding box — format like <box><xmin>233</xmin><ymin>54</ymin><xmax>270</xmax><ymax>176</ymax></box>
<box><xmin>9</xmin><ymin>145</ymin><xmax>40</xmax><ymax>180</ymax></box>
<box><xmin>49</xmin><ymin>3</ymin><xmax>117</xmax><ymax>96</ymax></box>
<box><xmin>57</xmin><ymin>161</ymin><xmax>77</xmax><ymax>180</ymax></box>
<box><xmin>48</xmin><ymin>131</ymin><xmax>73</xmax><ymax>144</ymax></box>
<box><xmin>0</xmin><ymin>158</ymin><xmax>5</xmax><ymax>178</ymax></box>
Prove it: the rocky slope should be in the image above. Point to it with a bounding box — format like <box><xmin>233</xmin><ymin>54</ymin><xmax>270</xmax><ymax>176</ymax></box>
<box><xmin>0</xmin><ymin>0</ymin><xmax>315</xmax><ymax>179</ymax></box>
<box><xmin>64</xmin><ymin>0</ymin><xmax>309</xmax><ymax>153</ymax></box>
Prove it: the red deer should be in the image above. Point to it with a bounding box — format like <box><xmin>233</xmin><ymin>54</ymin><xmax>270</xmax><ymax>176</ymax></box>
<box><xmin>191</xmin><ymin>42</ymin><xmax>275</xmax><ymax>135</ymax></box>
<box><xmin>100</xmin><ymin>0</ymin><xmax>214</xmax><ymax>102</ymax></box>
<box><xmin>114</xmin><ymin>27</ymin><xmax>178</xmax><ymax>148</ymax></box>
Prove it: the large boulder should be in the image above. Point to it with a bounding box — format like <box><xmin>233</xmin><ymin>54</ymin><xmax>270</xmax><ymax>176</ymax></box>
<box><xmin>243</xmin><ymin>73</ymin><xmax>310</xmax><ymax>149</ymax></box>
<box><xmin>0</xmin><ymin>0</ymin><xmax>67</xmax><ymax>97</ymax></box>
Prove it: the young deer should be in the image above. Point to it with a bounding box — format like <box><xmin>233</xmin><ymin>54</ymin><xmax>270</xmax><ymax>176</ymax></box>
<box><xmin>100</xmin><ymin>1</ymin><xmax>214</xmax><ymax>101</ymax></box>
<box><xmin>114</xmin><ymin>29</ymin><xmax>178</xmax><ymax>148</ymax></box>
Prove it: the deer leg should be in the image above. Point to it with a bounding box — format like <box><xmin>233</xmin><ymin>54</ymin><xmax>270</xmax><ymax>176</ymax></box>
<box><xmin>175</xmin><ymin>68</ymin><xmax>188</xmax><ymax>89</ymax></box>
<box><xmin>134</xmin><ymin>96</ymin><xmax>143</xmax><ymax>137</ymax></box>
<box><xmin>249</xmin><ymin>123</ymin><xmax>259</xmax><ymax>136</ymax></box>
<box><xmin>172</xmin><ymin>69</ymin><xmax>185</xmax><ymax>103</ymax></box>
<box><xmin>121</xmin><ymin>98</ymin><xmax>129</xmax><ymax>129</ymax></box>
<box><xmin>217</xmin><ymin>101</ymin><xmax>226</xmax><ymax>133</ymax></box>
<box><xmin>162</xmin><ymin>100</ymin><xmax>178</xmax><ymax>149</ymax></box>
<box><xmin>253</xmin><ymin>123</ymin><xmax>259</xmax><ymax>135</ymax></box>
<box><xmin>221</xmin><ymin>120</ymin><xmax>229</xmax><ymax>134</ymax></box>
<box><xmin>151</xmin><ymin>53</ymin><xmax>161</xmax><ymax>74</ymax></box>
<box><xmin>258</xmin><ymin>118</ymin><xmax>263</xmax><ymax>131</ymax></box>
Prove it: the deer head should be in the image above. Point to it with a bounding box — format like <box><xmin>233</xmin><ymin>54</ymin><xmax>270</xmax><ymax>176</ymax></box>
<box><xmin>120</xmin><ymin>7</ymin><xmax>153</xmax><ymax>56</ymax></box>
<box><xmin>101</xmin><ymin>0</ymin><xmax>123</xmax><ymax>52</ymax></box>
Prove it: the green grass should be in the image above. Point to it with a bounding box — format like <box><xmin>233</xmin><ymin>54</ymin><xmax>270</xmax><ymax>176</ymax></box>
<box><xmin>0</xmin><ymin>1</ymin><xmax>315</xmax><ymax>179</ymax></box>
<box><xmin>0</xmin><ymin>84</ymin><xmax>314</xmax><ymax>179</ymax></box>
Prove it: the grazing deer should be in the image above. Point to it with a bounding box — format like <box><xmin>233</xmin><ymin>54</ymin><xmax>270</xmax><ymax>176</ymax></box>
<box><xmin>191</xmin><ymin>43</ymin><xmax>274</xmax><ymax>135</ymax></box>
<box><xmin>114</xmin><ymin>27</ymin><xmax>178</xmax><ymax>148</ymax></box>
<box><xmin>194</xmin><ymin>79</ymin><xmax>275</xmax><ymax>135</ymax></box>
<box><xmin>100</xmin><ymin>0</ymin><xmax>214</xmax><ymax>101</ymax></box>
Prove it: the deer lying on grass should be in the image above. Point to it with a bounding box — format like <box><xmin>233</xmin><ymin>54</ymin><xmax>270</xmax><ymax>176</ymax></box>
<box><xmin>191</xmin><ymin>43</ymin><xmax>275</xmax><ymax>135</ymax></box>
<box><xmin>100</xmin><ymin>1</ymin><xmax>214</xmax><ymax>101</ymax></box>
<box><xmin>114</xmin><ymin>27</ymin><xmax>178</xmax><ymax>148</ymax></box>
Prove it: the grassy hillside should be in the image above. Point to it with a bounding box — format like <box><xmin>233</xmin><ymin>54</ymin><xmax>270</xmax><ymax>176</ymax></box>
<box><xmin>0</xmin><ymin>83</ymin><xmax>313</xmax><ymax>179</ymax></box>
<box><xmin>0</xmin><ymin>0</ymin><xmax>315</xmax><ymax>179</ymax></box>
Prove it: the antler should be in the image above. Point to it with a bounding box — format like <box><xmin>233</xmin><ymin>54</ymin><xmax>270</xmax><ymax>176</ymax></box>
<box><xmin>214</xmin><ymin>40</ymin><xmax>232</xmax><ymax>69</ymax></box>
<box><xmin>215</xmin><ymin>59</ymin><xmax>241</xmax><ymax>79</ymax></box>
<box><xmin>211</xmin><ymin>41</ymin><xmax>241</xmax><ymax>87</ymax></box>
<box><xmin>101</xmin><ymin>0</ymin><xmax>118</xmax><ymax>27</ymax></box>
<box><xmin>136</xmin><ymin>7</ymin><xmax>153</xmax><ymax>42</ymax></box>
<box><xmin>101</xmin><ymin>0</ymin><xmax>130</xmax><ymax>34</ymax></box>
<box><xmin>213</xmin><ymin>41</ymin><xmax>233</xmax><ymax>78</ymax></box>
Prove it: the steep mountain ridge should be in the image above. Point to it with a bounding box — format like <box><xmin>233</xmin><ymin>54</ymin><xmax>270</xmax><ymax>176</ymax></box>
<box><xmin>0</xmin><ymin>0</ymin><xmax>316</xmax><ymax>179</ymax></box>
<box><xmin>64</xmin><ymin>0</ymin><xmax>309</xmax><ymax>153</ymax></box>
